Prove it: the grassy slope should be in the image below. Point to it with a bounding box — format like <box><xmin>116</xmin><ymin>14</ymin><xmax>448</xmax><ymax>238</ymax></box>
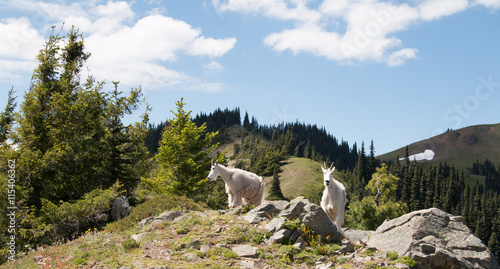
<box><xmin>267</xmin><ymin>157</ymin><xmax>324</xmax><ymax>204</ymax></box>
<box><xmin>378</xmin><ymin>123</ymin><xmax>500</xmax><ymax>172</ymax></box>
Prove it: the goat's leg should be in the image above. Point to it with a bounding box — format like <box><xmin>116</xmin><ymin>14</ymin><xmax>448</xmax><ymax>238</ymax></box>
<box><xmin>227</xmin><ymin>191</ymin><xmax>234</xmax><ymax>208</ymax></box>
<box><xmin>233</xmin><ymin>191</ymin><xmax>243</xmax><ymax>207</ymax></box>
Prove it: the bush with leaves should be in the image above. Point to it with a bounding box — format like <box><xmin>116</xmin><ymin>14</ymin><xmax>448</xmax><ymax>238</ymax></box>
<box><xmin>346</xmin><ymin>164</ymin><xmax>407</xmax><ymax>230</ymax></box>
<box><xmin>17</xmin><ymin>182</ymin><xmax>121</xmax><ymax>248</ymax></box>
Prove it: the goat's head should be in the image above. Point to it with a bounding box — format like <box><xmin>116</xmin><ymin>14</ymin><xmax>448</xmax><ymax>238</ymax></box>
<box><xmin>122</xmin><ymin>196</ymin><xmax>130</xmax><ymax>212</ymax></box>
<box><xmin>207</xmin><ymin>158</ymin><xmax>220</xmax><ymax>181</ymax></box>
<box><xmin>321</xmin><ymin>162</ymin><xmax>335</xmax><ymax>187</ymax></box>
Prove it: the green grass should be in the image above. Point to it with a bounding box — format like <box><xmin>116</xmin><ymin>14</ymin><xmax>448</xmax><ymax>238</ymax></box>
<box><xmin>273</xmin><ymin>157</ymin><xmax>325</xmax><ymax>204</ymax></box>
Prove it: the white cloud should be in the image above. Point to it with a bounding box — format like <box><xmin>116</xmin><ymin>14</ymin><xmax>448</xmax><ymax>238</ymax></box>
<box><xmin>84</xmin><ymin>14</ymin><xmax>236</xmax><ymax>90</ymax></box>
<box><xmin>418</xmin><ymin>0</ymin><xmax>469</xmax><ymax>21</ymax></box>
<box><xmin>0</xmin><ymin>17</ymin><xmax>44</xmax><ymax>83</ymax></box>
<box><xmin>214</xmin><ymin>0</ymin><xmax>493</xmax><ymax>66</ymax></box>
<box><xmin>0</xmin><ymin>0</ymin><xmax>236</xmax><ymax>92</ymax></box>
<box><xmin>474</xmin><ymin>0</ymin><xmax>500</xmax><ymax>9</ymax></box>
<box><xmin>213</xmin><ymin>0</ymin><xmax>321</xmax><ymax>22</ymax></box>
<box><xmin>203</xmin><ymin>61</ymin><xmax>224</xmax><ymax>72</ymax></box>
<box><xmin>387</xmin><ymin>48</ymin><xmax>419</xmax><ymax>67</ymax></box>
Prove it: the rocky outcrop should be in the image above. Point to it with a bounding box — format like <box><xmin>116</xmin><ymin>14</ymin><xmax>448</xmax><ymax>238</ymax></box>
<box><xmin>126</xmin><ymin>200</ymin><xmax>498</xmax><ymax>269</ymax></box>
<box><xmin>243</xmin><ymin>196</ymin><xmax>344</xmax><ymax>243</ymax></box>
<box><xmin>367</xmin><ymin>208</ymin><xmax>499</xmax><ymax>269</ymax></box>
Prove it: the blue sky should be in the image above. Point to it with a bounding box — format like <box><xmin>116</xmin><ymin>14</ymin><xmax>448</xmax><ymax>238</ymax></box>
<box><xmin>0</xmin><ymin>0</ymin><xmax>499</xmax><ymax>155</ymax></box>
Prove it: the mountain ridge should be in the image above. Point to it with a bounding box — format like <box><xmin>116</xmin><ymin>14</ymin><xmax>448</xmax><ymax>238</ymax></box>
<box><xmin>378</xmin><ymin>122</ymin><xmax>500</xmax><ymax>170</ymax></box>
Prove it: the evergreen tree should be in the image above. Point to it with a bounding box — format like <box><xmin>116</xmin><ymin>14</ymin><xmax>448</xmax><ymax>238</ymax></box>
<box><xmin>0</xmin><ymin>87</ymin><xmax>16</xmax><ymax>143</ymax></box>
<box><xmin>243</xmin><ymin>111</ymin><xmax>250</xmax><ymax>130</ymax></box>
<box><xmin>16</xmin><ymin>28</ymin><xmax>149</xmax><ymax>207</ymax></box>
<box><xmin>424</xmin><ymin>165</ymin><xmax>436</xmax><ymax>208</ymax></box>
<box><xmin>410</xmin><ymin>166</ymin><xmax>422</xmax><ymax>211</ymax></box>
<box><xmin>303</xmin><ymin>139</ymin><xmax>311</xmax><ymax>159</ymax></box>
<box><xmin>267</xmin><ymin>165</ymin><xmax>285</xmax><ymax>200</ymax></box>
<box><xmin>354</xmin><ymin>142</ymin><xmax>369</xmax><ymax>200</ymax></box>
<box><xmin>144</xmin><ymin>98</ymin><xmax>220</xmax><ymax>201</ymax></box>
<box><xmin>462</xmin><ymin>184</ymin><xmax>471</xmax><ymax>224</ymax></box>
<box><xmin>433</xmin><ymin>162</ymin><xmax>444</xmax><ymax>209</ymax></box>
<box><xmin>369</xmin><ymin>140</ymin><xmax>377</xmax><ymax>174</ymax></box>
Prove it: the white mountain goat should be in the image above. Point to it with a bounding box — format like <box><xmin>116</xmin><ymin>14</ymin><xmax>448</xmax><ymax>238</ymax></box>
<box><xmin>207</xmin><ymin>159</ymin><xmax>264</xmax><ymax>208</ymax></box>
<box><xmin>320</xmin><ymin>162</ymin><xmax>348</xmax><ymax>229</ymax></box>
<box><xmin>111</xmin><ymin>196</ymin><xmax>130</xmax><ymax>221</ymax></box>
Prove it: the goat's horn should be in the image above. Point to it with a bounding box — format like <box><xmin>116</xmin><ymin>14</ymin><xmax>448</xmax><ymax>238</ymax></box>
<box><xmin>329</xmin><ymin>162</ymin><xmax>334</xmax><ymax>170</ymax></box>
<box><xmin>323</xmin><ymin>161</ymin><xmax>327</xmax><ymax>169</ymax></box>
<box><xmin>211</xmin><ymin>157</ymin><xmax>214</xmax><ymax>165</ymax></box>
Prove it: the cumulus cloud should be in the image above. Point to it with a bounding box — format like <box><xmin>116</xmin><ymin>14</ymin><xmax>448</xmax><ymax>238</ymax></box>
<box><xmin>214</xmin><ymin>0</ymin><xmax>494</xmax><ymax>66</ymax></box>
<box><xmin>0</xmin><ymin>17</ymin><xmax>45</xmax><ymax>83</ymax></box>
<box><xmin>474</xmin><ymin>0</ymin><xmax>500</xmax><ymax>9</ymax></box>
<box><xmin>0</xmin><ymin>0</ymin><xmax>236</xmax><ymax>92</ymax></box>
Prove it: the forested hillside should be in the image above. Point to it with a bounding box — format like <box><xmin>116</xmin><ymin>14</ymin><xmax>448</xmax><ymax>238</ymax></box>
<box><xmin>1</xmin><ymin>28</ymin><xmax>499</xmax><ymax>266</ymax></box>
<box><xmin>146</xmin><ymin>108</ymin><xmax>500</xmax><ymax>258</ymax></box>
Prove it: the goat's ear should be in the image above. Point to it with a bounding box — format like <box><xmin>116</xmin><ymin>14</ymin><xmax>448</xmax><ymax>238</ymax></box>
<box><xmin>215</xmin><ymin>160</ymin><xmax>219</xmax><ymax>166</ymax></box>
<box><xmin>332</xmin><ymin>167</ymin><xmax>336</xmax><ymax>173</ymax></box>
<box><xmin>321</xmin><ymin>166</ymin><xmax>327</xmax><ymax>174</ymax></box>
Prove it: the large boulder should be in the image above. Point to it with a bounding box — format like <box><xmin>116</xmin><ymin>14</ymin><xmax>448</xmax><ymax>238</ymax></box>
<box><xmin>243</xmin><ymin>201</ymin><xmax>289</xmax><ymax>224</ymax></box>
<box><xmin>367</xmin><ymin>208</ymin><xmax>499</xmax><ymax>269</ymax></box>
<box><xmin>244</xmin><ymin>196</ymin><xmax>344</xmax><ymax>244</ymax></box>
<box><xmin>299</xmin><ymin>202</ymin><xmax>343</xmax><ymax>243</ymax></box>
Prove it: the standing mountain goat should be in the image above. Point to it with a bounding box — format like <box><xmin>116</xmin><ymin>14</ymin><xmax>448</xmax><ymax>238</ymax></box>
<box><xmin>111</xmin><ymin>196</ymin><xmax>130</xmax><ymax>221</ymax></box>
<box><xmin>207</xmin><ymin>159</ymin><xmax>264</xmax><ymax>208</ymax></box>
<box><xmin>320</xmin><ymin>162</ymin><xmax>348</xmax><ymax>228</ymax></box>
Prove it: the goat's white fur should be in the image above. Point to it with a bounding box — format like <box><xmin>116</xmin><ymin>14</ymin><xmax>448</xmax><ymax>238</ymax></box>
<box><xmin>207</xmin><ymin>159</ymin><xmax>264</xmax><ymax>208</ymax></box>
<box><xmin>111</xmin><ymin>196</ymin><xmax>130</xmax><ymax>221</ymax></box>
<box><xmin>320</xmin><ymin>162</ymin><xmax>348</xmax><ymax>229</ymax></box>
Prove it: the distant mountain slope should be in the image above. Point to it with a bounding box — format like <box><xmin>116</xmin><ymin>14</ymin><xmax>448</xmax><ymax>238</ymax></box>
<box><xmin>378</xmin><ymin>123</ymin><xmax>500</xmax><ymax>170</ymax></box>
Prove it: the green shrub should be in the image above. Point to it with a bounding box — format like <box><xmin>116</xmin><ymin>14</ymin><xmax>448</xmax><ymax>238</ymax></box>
<box><xmin>387</xmin><ymin>251</ymin><xmax>399</xmax><ymax>260</ymax></box>
<box><xmin>207</xmin><ymin>247</ymin><xmax>238</xmax><ymax>260</ymax></box>
<box><xmin>121</xmin><ymin>239</ymin><xmax>140</xmax><ymax>250</ymax></box>
<box><xmin>106</xmin><ymin>193</ymin><xmax>206</xmax><ymax>233</ymax></box>
<box><xmin>397</xmin><ymin>256</ymin><xmax>417</xmax><ymax>268</ymax></box>
<box><xmin>234</xmin><ymin>204</ymin><xmax>255</xmax><ymax>215</ymax></box>
<box><xmin>176</xmin><ymin>226</ymin><xmax>190</xmax><ymax>235</ymax></box>
<box><xmin>19</xmin><ymin>182</ymin><xmax>121</xmax><ymax>247</ymax></box>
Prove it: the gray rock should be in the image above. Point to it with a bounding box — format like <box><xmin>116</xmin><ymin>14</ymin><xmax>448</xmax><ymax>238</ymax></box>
<box><xmin>266</xmin><ymin>229</ymin><xmax>293</xmax><ymax>245</ymax></box>
<box><xmin>367</xmin><ymin>207</ymin><xmax>499</xmax><ymax>269</ymax></box>
<box><xmin>157</xmin><ymin>210</ymin><xmax>187</xmax><ymax>222</ymax></box>
<box><xmin>339</xmin><ymin>239</ymin><xmax>355</xmax><ymax>255</ymax></box>
<box><xmin>131</xmin><ymin>232</ymin><xmax>148</xmax><ymax>241</ymax></box>
<box><xmin>215</xmin><ymin>243</ymin><xmax>230</xmax><ymax>249</ymax></box>
<box><xmin>293</xmin><ymin>236</ymin><xmax>306</xmax><ymax>250</ymax></box>
<box><xmin>263</xmin><ymin>217</ymin><xmax>287</xmax><ymax>233</ymax></box>
<box><xmin>183</xmin><ymin>253</ymin><xmax>200</xmax><ymax>262</ymax></box>
<box><xmin>239</xmin><ymin>260</ymin><xmax>257</xmax><ymax>268</ymax></box>
<box><xmin>300</xmin><ymin>202</ymin><xmax>343</xmax><ymax>243</ymax></box>
<box><xmin>290</xmin><ymin>229</ymin><xmax>301</xmax><ymax>243</ymax></box>
<box><xmin>137</xmin><ymin>217</ymin><xmax>154</xmax><ymax>227</ymax></box>
<box><xmin>200</xmin><ymin>242</ymin><xmax>213</xmax><ymax>254</ymax></box>
<box><xmin>343</xmin><ymin>228</ymin><xmax>373</xmax><ymax>244</ymax></box>
<box><xmin>243</xmin><ymin>201</ymin><xmax>288</xmax><ymax>224</ymax></box>
<box><xmin>231</xmin><ymin>244</ymin><xmax>258</xmax><ymax>258</ymax></box>
<box><xmin>278</xmin><ymin>196</ymin><xmax>308</xmax><ymax>219</ymax></box>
